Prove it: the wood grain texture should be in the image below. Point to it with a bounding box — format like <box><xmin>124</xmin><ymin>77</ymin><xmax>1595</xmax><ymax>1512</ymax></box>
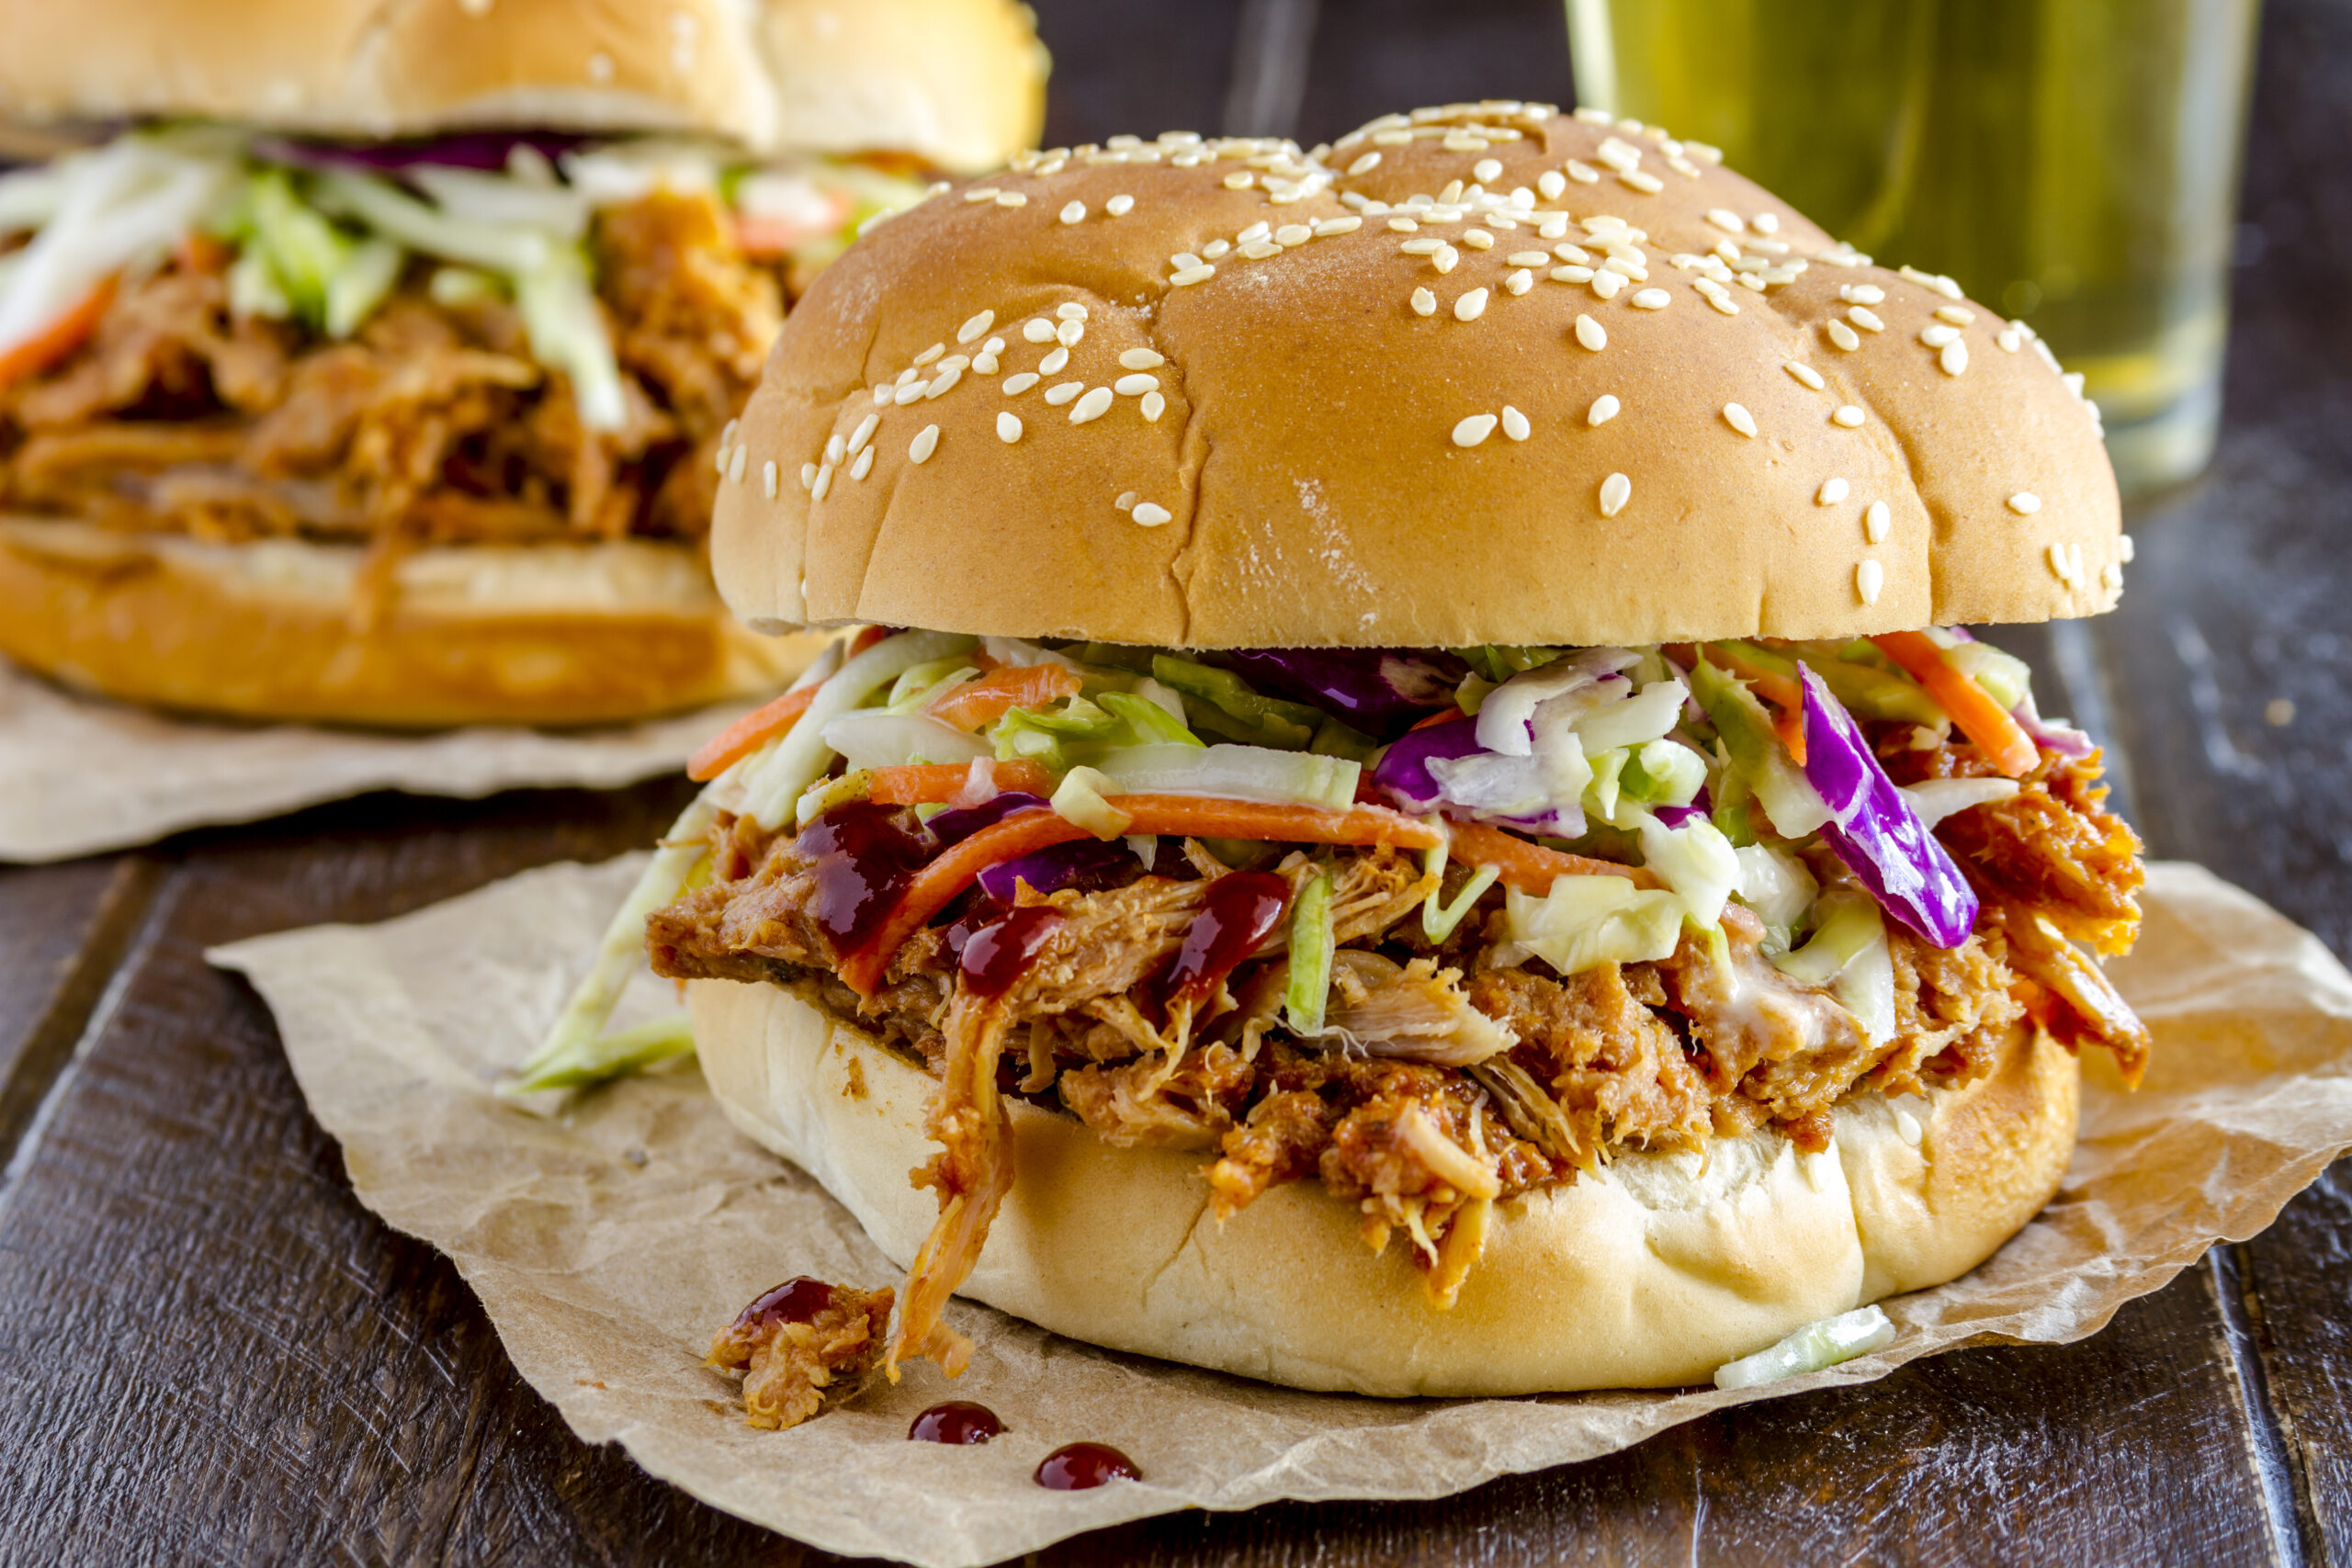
<box><xmin>1</xmin><ymin>0</ymin><xmax>2348</xmax><ymax>1562</ymax></box>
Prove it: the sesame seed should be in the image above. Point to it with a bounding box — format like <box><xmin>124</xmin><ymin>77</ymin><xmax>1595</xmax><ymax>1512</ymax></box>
<box><xmin>1865</xmin><ymin>501</ymin><xmax>1891</xmax><ymax>542</ymax></box>
<box><xmin>1038</xmin><ymin>347</ymin><xmax>1070</xmax><ymax>375</ymax></box>
<box><xmin>1753</xmin><ymin>213</ymin><xmax>1780</xmax><ymax>234</ymax></box>
<box><xmin>1474</xmin><ymin>157</ymin><xmax>1503</xmax><ymax>183</ymax></box>
<box><xmin>1997</xmin><ymin>328</ymin><xmax>2022</xmax><ymax>353</ymax></box>
<box><xmin>851</xmin><ymin>446</ymin><xmax>875</xmax><ymax>480</ymax></box>
<box><xmin>1141</xmin><ymin>390</ymin><xmax>1167</xmax><ymax>421</ymax></box>
<box><xmin>1936</xmin><ymin>305</ymin><xmax>1976</xmax><ymax>325</ymax></box>
<box><xmin>1705</xmin><ymin>208</ymin><xmax>1746</xmax><ymax>233</ymax></box>
<box><xmin>1920</xmin><ymin>323</ymin><xmax>1961</xmax><ymax>348</ymax></box>
<box><xmin>1620</xmin><ymin>170</ymin><xmax>1665</xmax><ymax>193</ymax></box>
<box><xmin>1238</xmin><ymin>221</ymin><xmax>1272</xmax><ymax>243</ymax></box>
<box><xmin>894</xmin><ymin>383</ymin><xmax>925</xmax><ymax>406</ymax></box>
<box><xmin>1462</xmin><ymin>229</ymin><xmax>1495</xmax><ymax>250</ymax></box>
<box><xmin>1057</xmin><ymin>319</ymin><xmax>1085</xmax><ymax>346</ymax></box>
<box><xmin>2047</xmin><ymin>542</ymin><xmax>2072</xmax><ymax>582</ymax></box>
<box><xmin>1724</xmin><ymin>402</ymin><xmax>1758</xmax><ymax>437</ymax></box>
<box><xmin>1114</xmin><ymin>373</ymin><xmax>1159</xmax><ymax>395</ymax></box>
<box><xmin>1349</xmin><ymin>152</ymin><xmax>1382</xmax><ymax>175</ymax></box>
<box><xmin>1171</xmin><ymin>265</ymin><xmax>1216</xmax><ymax>286</ymax></box>
<box><xmin>1505</xmin><ymin>268</ymin><xmax>1533</xmax><ymax>296</ymax></box>
<box><xmin>1552</xmin><ymin>265</ymin><xmax>1594</xmax><ymax>283</ymax></box>
<box><xmin>1507</xmin><ymin>251</ymin><xmax>1550</xmax><ymax>268</ymax></box>
<box><xmin>1599</xmin><ymin>472</ymin><xmax>1632</xmax><ymax>516</ymax></box>
<box><xmin>1454</xmin><ymin>288</ymin><xmax>1490</xmax><ymax>321</ymax></box>
<box><xmin>1275</xmin><ymin>223</ymin><xmax>1315</xmax><ymax>247</ymax></box>
<box><xmin>1632</xmin><ymin>288</ymin><xmax>1670</xmax><ymax>310</ymax></box>
<box><xmin>1857</xmin><ymin>560</ymin><xmax>1883</xmax><ymax>606</ymax></box>
<box><xmin>1203</xmin><ymin>240</ymin><xmax>1232</xmax><ymax>259</ymax></box>
<box><xmin>924</xmin><ymin>365</ymin><xmax>964</xmax><ymax>399</ymax></box>
<box><xmin>1848</xmin><ymin>306</ymin><xmax>1884</xmax><ymax>333</ymax></box>
<box><xmin>907</xmin><ymin>425</ymin><xmax>939</xmax><ymax>463</ymax></box>
<box><xmin>1501</xmin><ymin>405</ymin><xmax>1531</xmax><ymax>441</ymax></box>
<box><xmin>1539</xmin><ymin>213</ymin><xmax>1569</xmax><ymax>238</ymax></box>
<box><xmin>1106</xmin><ymin>194</ymin><xmax>1136</xmax><ymax>217</ymax></box>
<box><xmin>1059</xmin><ymin>200</ymin><xmax>1087</xmax><ymax>225</ymax></box>
<box><xmin>1588</xmin><ymin>394</ymin><xmax>1621</xmax><ymax>425</ymax></box>
<box><xmin>1707</xmin><ymin>293</ymin><xmax>1740</xmax><ymax>315</ymax></box>
<box><xmin>1566</xmin><ymin>159</ymin><xmax>1600</xmax><ymax>184</ymax></box>
<box><xmin>957</xmin><ymin>310</ymin><xmax>996</xmax><ymax>344</ymax></box>
<box><xmin>1390</xmin><ymin>218</ymin><xmax>1421</xmax><ymax>234</ymax></box>
<box><xmin>963</xmin><ymin>187</ymin><xmax>999</xmax><ymax>203</ymax></box>
<box><xmin>1058</xmin><ymin>303</ymin><xmax>1090</xmax><ymax>322</ymax></box>
<box><xmin>1023</xmin><ymin>319</ymin><xmax>1057</xmax><ymax>344</ymax></box>
<box><xmin>915</xmin><ymin>344</ymin><xmax>946</xmax><ymax>369</ymax></box>
<box><xmin>1315</xmin><ymin>216</ymin><xmax>1363</xmax><ymax>236</ymax></box>
<box><xmin>873</xmin><ymin>385</ymin><xmax>890</xmax><ymax>405</ymax></box>
<box><xmin>1433</xmin><ymin>244</ymin><xmax>1460</xmax><ymax>274</ymax></box>
<box><xmin>1537</xmin><ymin>170</ymin><xmax>1566</xmax><ymax>200</ymax></box>
<box><xmin>1071</xmin><ymin>387</ymin><xmax>1114</xmax><ymax>423</ymax></box>
<box><xmin>1133</xmin><ymin>502</ymin><xmax>1173</xmax><ymax>526</ymax></box>
<box><xmin>972</xmin><ymin>353</ymin><xmax>1000</xmax><ymax>375</ymax></box>
<box><xmin>1240</xmin><ymin>240</ymin><xmax>1281</xmax><ymax>260</ymax></box>
<box><xmin>1115</xmin><ymin>491</ymin><xmax>1137</xmax><ymax>511</ymax></box>
<box><xmin>1003</xmin><ymin>371</ymin><xmax>1040</xmax><ymax>395</ymax></box>
<box><xmin>1452</xmin><ymin>412</ymin><xmax>1498</xmax><ymax>447</ymax></box>
<box><xmin>847</xmin><ymin>413</ymin><xmax>879</xmax><ymax>455</ymax></box>
<box><xmin>995</xmin><ymin>412</ymin><xmax>1022</xmax><ymax>444</ymax></box>
<box><xmin>1827</xmin><ymin>321</ymin><xmax>1862</xmax><ymax>351</ymax></box>
<box><xmin>824</xmin><ymin>434</ymin><xmax>844</xmax><ymax>464</ymax></box>
<box><xmin>1597</xmin><ymin>137</ymin><xmax>1642</xmax><ymax>172</ymax></box>
<box><xmin>1591</xmin><ymin>270</ymin><xmax>1625</xmax><ymax>300</ymax></box>
<box><xmin>896</xmin><ymin>368</ymin><xmax>921</xmax><ymax>388</ymax></box>
<box><xmin>2120</xmin><ymin>534</ymin><xmax>2135</xmax><ymax>563</ymax></box>
<box><xmin>1818</xmin><ymin>477</ymin><xmax>1849</xmax><ymax>505</ymax></box>
<box><xmin>2103</xmin><ymin>562</ymin><xmax>2124</xmax><ymax>592</ymax></box>
<box><xmin>798</xmin><ymin>461</ymin><xmax>816</xmax><ymax>489</ymax></box>
<box><xmin>1224</xmin><ymin>172</ymin><xmax>1254</xmax><ymax>190</ymax></box>
<box><xmin>762</xmin><ymin>459</ymin><xmax>777</xmax><ymax>498</ymax></box>
<box><xmin>1940</xmin><ymin>340</ymin><xmax>1969</xmax><ymax>376</ymax></box>
<box><xmin>995</xmin><ymin>191</ymin><xmax>1027</xmax><ymax>208</ymax></box>
<box><xmin>1838</xmin><ymin>284</ymin><xmax>1884</xmax><ymax>305</ymax></box>
<box><xmin>1832</xmin><ymin>405</ymin><xmax>1865</xmax><ymax>427</ymax></box>
<box><xmin>1044</xmin><ymin>381</ymin><xmax>1083</xmax><ymax>406</ymax></box>
<box><xmin>1575</xmin><ymin>314</ymin><xmax>1607</xmax><ymax>351</ymax></box>
<box><xmin>1411</xmin><ymin>287</ymin><xmax>1438</xmax><ymax>316</ymax></box>
<box><xmin>2007</xmin><ymin>492</ymin><xmax>2041</xmax><ymax>514</ymax></box>
<box><xmin>810</xmin><ymin>461</ymin><xmax>834</xmax><ymax>500</ymax></box>
<box><xmin>1785</xmin><ymin>361</ymin><xmax>1826</xmax><ymax>389</ymax></box>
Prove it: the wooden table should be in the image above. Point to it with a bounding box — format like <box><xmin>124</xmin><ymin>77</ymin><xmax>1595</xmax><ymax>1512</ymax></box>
<box><xmin>5</xmin><ymin>1</ymin><xmax>2348</xmax><ymax>1561</ymax></box>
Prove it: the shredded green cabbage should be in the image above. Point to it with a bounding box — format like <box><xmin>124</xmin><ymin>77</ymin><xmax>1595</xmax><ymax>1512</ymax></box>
<box><xmin>1149</xmin><ymin>655</ymin><xmax>1324</xmax><ymax>750</ymax></box>
<box><xmin>1420</xmin><ymin>840</ymin><xmax>1501</xmax><ymax>942</ymax></box>
<box><xmin>1688</xmin><ymin>657</ymin><xmax>1833</xmax><ymax>839</ymax></box>
<box><xmin>1089</xmin><ymin>743</ymin><xmax>1359</xmax><ymax>811</ymax></box>
<box><xmin>1284</xmin><ymin>870</ymin><xmax>1336</xmax><ymax>1034</ymax></box>
<box><xmin>505</xmin><ymin>1012</ymin><xmax>693</xmax><ymax>1096</ymax></box>
<box><xmin>740</xmin><ymin>630</ymin><xmax>976</xmax><ymax>829</ymax></box>
<box><xmin>1051</xmin><ymin>765</ymin><xmax>1134</xmax><ymax>838</ymax></box>
<box><xmin>1639</xmin><ymin>815</ymin><xmax>1739</xmax><ymax>927</ymax></box>
<box><xmin>1714</xmin><ymin>1305</ymin><xmax>1894</xmax><ymax>1389</ymax></box>
<box><xmin>1500</xmin><ymin>874</ymin><xmax>1687</xmax><ymax>976</ymax></box>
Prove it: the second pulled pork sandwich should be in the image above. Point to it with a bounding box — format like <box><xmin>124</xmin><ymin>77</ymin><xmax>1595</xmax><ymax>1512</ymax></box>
<box><xmin>546</xmin><ymin>100</ymin><xmax>2151</xmax><ymax>1395</ymax></box>
<box><xmin>0</xmin><ymin>0</ymin><xmax>1045</xmax><ymax>726</ymax></box>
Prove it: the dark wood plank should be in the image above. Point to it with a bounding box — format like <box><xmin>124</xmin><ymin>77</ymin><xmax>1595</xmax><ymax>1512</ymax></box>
<box><xmin>1295</xmin><ymin>0</ymin><xmax>1577</xmax><ymax>146</ymax></box>
<box><xmin>1027</xmin><ymin>0</ymin><xmax>1252</xmax><ymax>149</ymax></box>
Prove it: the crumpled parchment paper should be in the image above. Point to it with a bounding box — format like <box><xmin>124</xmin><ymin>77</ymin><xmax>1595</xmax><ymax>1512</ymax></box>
<box><xmin>209</xmin><ymin>858</ymin><xmax>2352</xmax><ymax>1568</ymax></box>
<box><xmin>0</xmin><ymin>661</ymin><xmax>746</xmax><ymax>863</ymax></box>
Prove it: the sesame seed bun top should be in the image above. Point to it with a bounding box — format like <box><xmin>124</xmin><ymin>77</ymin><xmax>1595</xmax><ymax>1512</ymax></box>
<box><xmin>0</xmin><ymin>0</ymin><xmax>1047</xmax><ymax>173</ymax></box>
<box><xmin>712</xmin><ymin>101</ymin><xmax>2125</xmax><ymax>649</ymax></box>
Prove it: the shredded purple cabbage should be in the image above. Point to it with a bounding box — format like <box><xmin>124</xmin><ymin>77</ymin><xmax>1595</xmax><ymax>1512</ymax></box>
<box><xmin>1216</xmin><ymin>648</ymin><xmax>1466</xmax><ymax>731</ymax></box>
<box><xmin>251</xmin><ymin>131</ymin><xmax>594</xmax><ymax>176</ymax></box>
<box><xmin>2012</xmin><ymin>697</ymin><xmax>2095</xmax><ymax>759</ymax></box>
<box><xmin>1651</xmin><ymin>795</ymin><xmax>1712</xmax><ymax>830</ymax></box>
<box><xmin>1370</xmin><ymin>715</ymin><xmax>1581</xmax><ymax>836</ymax></box>
<box><xmin>976</xmin><ymin>839</ymin><xmax>1138</xmax><ymax>903</ymax></box>
<box><xmin>1800</xmin><ymin>665</ymin><xmax>1979</xmax><ymax>948</ymax></box>
<box><xmin>925</xmin><ymin>792</ymin><xmax>1049</xmax><ymax>849</ymax></box>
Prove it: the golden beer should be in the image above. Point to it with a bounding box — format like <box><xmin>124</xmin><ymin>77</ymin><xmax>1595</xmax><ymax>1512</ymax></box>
<box><xmin>1566</xmin><ymin>0</ymin><xmax>2262</xmax><ymax>495</ymax></box>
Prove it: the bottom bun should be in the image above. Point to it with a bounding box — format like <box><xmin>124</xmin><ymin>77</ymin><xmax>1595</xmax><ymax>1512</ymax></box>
<box><xmin>689</xmin><ymin>975</ymin><xmax>2080</xmax><ymax>1397</ymax></box>
<box><xmin>0</xmin><ymin>517</ymin><xmax>820</xmax><ymax>728</ymax></box>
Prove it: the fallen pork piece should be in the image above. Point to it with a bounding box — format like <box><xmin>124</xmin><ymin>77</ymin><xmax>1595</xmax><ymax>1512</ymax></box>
<box><xmin>707</xmin><ymin>1276</ymin><xmax>894</xmax><ymax>1431</ymax></box>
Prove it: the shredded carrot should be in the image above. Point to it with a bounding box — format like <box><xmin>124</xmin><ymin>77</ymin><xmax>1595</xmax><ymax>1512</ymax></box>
<box><xmin>927</xmin><ymin>664</ymin><xmax>1083</xmax><ymax>731</ymax></box>
<box><xmin>1870</xmin><ymin>631</ymin><xmax>2039</xmax><ymax>778</ymax></box>
<box><xmin>1408</xmin><ymin>708</ymin><xmax>1464</xmax><ymax>732</ymax></box>
<box><xmin>849</xmin><ymin>626</ymin><xmax>893</xmax><ymax>656</ymax></box>
<box><xmin>867</xmin><ymin>760</ymin><xmax>1055</xmax><ymax>804</ymax></box>
<box><xmin>1443</xmin><ymin>820</ymin><xmax>1653</xmax><ymax>896</ymax></box>
<box><xmin>837</xmin><ymin>795</ymin><xmax>1444</xmax><ymax>995</ymax></box>
<box><xmin>177</xmin><ymin>232</ymin><xmax>231</xmax><ymax>275</ymax></box>
<box><xmin>0</xmin><ymin>275</ymin><xmax>116</xmax><ymax>393</ymax></box>
<box><xmin>1700</xmin><ymin>644</ymin><xmax>1807</xmax><ymax>765</ymax></box>
<box><xmin>686</xmin><ymin>685</ymin><xmax>817</xmax><ymax>781</ymax></box>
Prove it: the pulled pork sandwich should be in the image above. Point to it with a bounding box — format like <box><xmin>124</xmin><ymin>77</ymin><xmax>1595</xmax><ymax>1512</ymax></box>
<box><xmin>540</xmin><ymin>100</ymin><xmax>2151</xmax><ymax>1396</ymax></box>
<box><xmin>0</xmin><ymin>0</ymin><xmax>1046</xmax><ymax>726</ymax></box>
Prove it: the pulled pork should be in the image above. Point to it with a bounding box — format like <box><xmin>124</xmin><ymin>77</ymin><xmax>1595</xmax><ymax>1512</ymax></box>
<box><xmin>0</xmin><ymin>190</ymin><xmax>782</xmax><ymax>570</ymax></box>
<box><xmin>706</xmin><ymin>1277</ymin><xmax>893</xmax><ymax>1431</ymax></box>
<box><xmin>652</xmin><ymin>733</ymin><xmax>2150</xmax><ymax>1371</ymax></box>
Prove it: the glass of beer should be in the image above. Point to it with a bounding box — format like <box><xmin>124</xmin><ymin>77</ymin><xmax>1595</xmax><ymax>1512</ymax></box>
<box><xmin>1565</xmin><ymin>0</ymin><xmax>2262</xmax><ymax>497</ymax></box>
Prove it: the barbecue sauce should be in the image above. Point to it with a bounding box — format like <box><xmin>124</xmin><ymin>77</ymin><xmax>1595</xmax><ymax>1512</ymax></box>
<box><xmin>957</xmin><ymin>905</ymin><xmax>1065</xmax><ymax>998</ymax></box>
<box><xmin>1035</xmin><ymin>1441</ymin><xmax>1141</xmax><ymax>1489</ymax></box>
<box><xmin>797</xmin><ymin>802</ymin><xmax>933</xmax><ymax>960</ymax></box>
<box><xmin>731</xmin><ymin>1276</ymin><xmax>834</xmax><ymax>1331</ymax></box>
<box><xmin>909</xmin><ymin>1400</ymin><xmax>1004</xmax><ymax>1445</ymax></box>
<box><xmin>1160</xmin><ymin>870</ymin><xmax>1291</xmax><ymax>1008</ymax></box>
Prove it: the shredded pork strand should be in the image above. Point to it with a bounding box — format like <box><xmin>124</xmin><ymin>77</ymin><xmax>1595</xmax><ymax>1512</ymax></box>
<box><xmin>651</xmin><ymin>733</ymin><xmax>2149</xmax><ymax>1353</ymax></box>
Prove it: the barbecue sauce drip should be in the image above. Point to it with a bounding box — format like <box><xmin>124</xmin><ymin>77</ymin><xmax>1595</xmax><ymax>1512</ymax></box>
<box><xmin>1035</xmin><ymin>1441</ymin><xmax>1141</xmax><ymax>1490</ymax></box>
<box><xmin>797</xmin><ymin>802</ymin><xmax>933</xmax><ymax>962</ymax></box>
<box><xmin>1161</xmin><ymin>870</ymin><xmax>1292</xmax><ymax>1008</ymax></box>
<box><xmin>958</xmin><ymin>905</ymin><xmax>1065</xmax><ymax>998</ymax></box>
<box><xmin>910</xmin><ymin>1401</ymin><xmax>1003</xmax><ymax>1445</ymax></box>
<box><xmin>731</xmin><ymin>1276</ymin><xmax>834</xmax><ymax>1331</ymax></box>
